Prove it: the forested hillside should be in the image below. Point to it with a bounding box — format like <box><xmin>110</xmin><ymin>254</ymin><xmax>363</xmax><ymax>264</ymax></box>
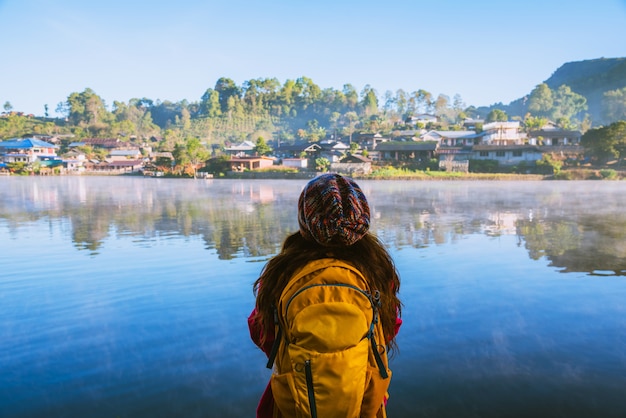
<box><xmin>2</xmin><ymin>58</ymin><xmax>626</xmax><ymax>151</ymax></box>
<box><xmin>503</xmin><ymin>57</ymin><xmax>626</xmax><ymax>125</ymax></box>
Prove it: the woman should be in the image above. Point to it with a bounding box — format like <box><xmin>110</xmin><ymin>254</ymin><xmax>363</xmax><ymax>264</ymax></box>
<box><xmin>248</xmin><ymin>173</ymin><xmax>402</xmax><ymax>418</ymax></box>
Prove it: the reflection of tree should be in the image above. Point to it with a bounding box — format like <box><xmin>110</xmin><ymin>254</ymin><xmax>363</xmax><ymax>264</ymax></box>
<box><xmin>542</xmin><ymin>215</ymin><xmax>626</xmax><ymax>275</ymax></box>
<box><xmin>516</xmin><ymin>220</ymin><xmax>581</xmax><ymax>260</ymax></box>
<box><xmin>2</xmin><ymin>179</ymin><xmax>626</xmax><ymax>276</ymax></box>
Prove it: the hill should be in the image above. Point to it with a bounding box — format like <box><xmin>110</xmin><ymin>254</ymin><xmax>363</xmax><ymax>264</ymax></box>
<box><xmin>494</xmin><ymin>57</ymin><xmax>626</xmax><ymax>125</ymax></box>
<box><xmin>545</xmin><ymin>57</ymin><xmax>626</xmax><ymax>122</ymax></box>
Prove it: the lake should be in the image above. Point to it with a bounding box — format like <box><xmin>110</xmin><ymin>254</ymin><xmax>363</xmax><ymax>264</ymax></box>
<box><xmin>1</xmin><ymin>176</ymin><xmax>626</xmax><ymax>418</ymax></box>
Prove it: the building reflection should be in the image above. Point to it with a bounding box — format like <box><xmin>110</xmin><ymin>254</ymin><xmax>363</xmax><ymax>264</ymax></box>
<box><xmin>1</xmin><ymin>178</ymin><xmax>625</xmax><ymax>275</ymax></box>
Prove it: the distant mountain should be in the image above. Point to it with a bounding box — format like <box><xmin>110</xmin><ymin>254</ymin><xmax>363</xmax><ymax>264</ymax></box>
<box><xmin>494</xmin><ymin>57</ymin><xmax>626</xmax><ymax>124</ymax></box>
<box><xmin>545</xmin><ymin>57</ymin><xmax>626</xmax><ymax>121</ymax></box>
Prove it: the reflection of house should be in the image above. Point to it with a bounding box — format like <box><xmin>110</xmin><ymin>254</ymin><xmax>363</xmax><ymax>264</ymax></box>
<box><xmin>376</xmin><ymin>141</ymin><xmax>438</xmax><ymax>162</ymax></box>
<box><xmin>0</xmin><ymin>138</ymin><xmax>58</xmax><ymax>163</ymax></box>
<box><xmin>472</xmin><ymin>145</ymin><xmax>543</xmax><ymax>166</ymax></box>
<box><xmin>229</xmin><ymin>156</ymin><xmax>275</xmax><ymax>171</ymax></box>
<box><xmin>481</xmin><ymin>122</ymin><xmax>522</xmax><ymax>145</ymax></box>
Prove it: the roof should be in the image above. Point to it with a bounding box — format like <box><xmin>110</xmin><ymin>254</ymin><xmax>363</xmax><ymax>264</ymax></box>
<box><xmin>376</xmin><ymin>141</ymin><xmax>438</xmax><ymax>151</ymax></box>
<box><xmin>340</xmin><ymin>154</ymin><xmax>372</xmax><ymax>163</ymax></box>
<box><xmin>0</xmin><ymin>138</ymin><xmax>58</xmax><ymax>149</ymax></box>
<box><xmin>110</xmin><ymin>149</ymin><xmax>141</xmax><ymax>156</ymax></box>
<box><xmin>276</xmin><ymin>142</ymin><xmax>321</xmax><ymax>152</ymax></box>
<box><xmin>473</xmin><ymin>145</ymin><xmax>541</xmax><ymax>152</ymax></box>
<box><xmin>422</xmin><ymin>130</ymin><xmax>481</xmax><ymax>140</ymax></box>
<box><xmin>529</xmin><ymin>129</ymin><xmax>582</xmax><ymax>138</ymax></box>
<box><xmin>229</xmin><ymin>156</ymin><xmax>275</xmax><ymax>162</ymax></box>
<box><xmin>225</xmin><ymin>140</ymin><xmax>256</xmax><ymax>151</ymax></box>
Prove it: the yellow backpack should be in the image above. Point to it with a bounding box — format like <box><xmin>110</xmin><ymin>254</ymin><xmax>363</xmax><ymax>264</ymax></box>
<box><xmin>266</xmin><ymin>258</ymin><xmax>392</xmax><ymax>418</ymax></box>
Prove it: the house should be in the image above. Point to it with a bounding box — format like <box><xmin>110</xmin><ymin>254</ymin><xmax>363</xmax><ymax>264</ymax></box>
<box><xmin>437</xmin><ymin>147</ymin><xmax>473</xmax><ymax>172</ymax></box>
<box><xmin>150</xmin><ymin>152</ymin><xmax>175</xmax><ymax>167</ymax></box>
<box><xmin>462</xmin><ymin>117</ymin><xmax>484</xmax><ymax>130</ymax></box>
<box><xmin>376</xmin><ymin>141</ymin><xmax>438</xmax><ymax>162</ymax></box>
<box><xmin>421</xmin><ymin>130</ymin><xmax>483</xmax><ymax>147</ymax></box>
<box><xmin>274</xmin><ymin>142</ymin><xmax>321</xmax><ymax>158</ymax></box>
<box><xmin>69</xmin><ymin>138</ymin><xmax>121</xmax><ymax>150</ymax></box>
<box><xmin>228</xmin><ymin>156</ymin><xmax>275</xmax><ymax>171</ymax></box>
<box><xmin>354</xmin><ymin>133</ymin><xmax>388</xmax><ymax>150</ymax></box>
<box><xmin>407</xmin><ymin>114</ymin><xmax>438</xmax><ymax>127</ymax></box>
<box><xmin>282</xmin><ymin>158</ymin><xmax>308</xmax><ymax>169</ymax></box>
<box><xmin>86</xmin><ymin>159</ymin><xmax>144</xmax><ymax>173</ymax></box>
<box><xmin>224</xmin><ymin>140</ymin><xmax>256</xmax><ymax>157</ymax></box>
<box><xmin>330</xmin><ymin>154</ymin><xmax>372</xmax><ymax>175</ymax></box>
<box><xmin>109</xmin><ymin>148</ymin><xmax>143</xmax><ymax>161</ymax></box>
<box><xmin>481</xmin><ymin>121</ymin><xmax>522</xmax><ymax>145</ymax></box>
<box><xmin>472</xmin><ymin>145</ymin><xmax>543</xmax><ymax>166</ymax></box>
<box><xmin>0</xmin><ymin>138</ymin><xmax>58</xmax><ymax>164</ymax></box>
<box><xmin>528</xmin><ymin>124</ymin><xmax>582</xmax><ymax>146</ymax></box>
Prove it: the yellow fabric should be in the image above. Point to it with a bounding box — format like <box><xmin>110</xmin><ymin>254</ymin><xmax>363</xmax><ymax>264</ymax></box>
<box><xmin>270</xmin><ymin>259</ymin><xmax>391</xmax><ymax>418</ymax></box>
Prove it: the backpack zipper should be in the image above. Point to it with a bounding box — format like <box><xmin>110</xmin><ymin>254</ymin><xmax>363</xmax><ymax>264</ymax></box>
<box><xmin>304</xmin><ymin>359</ymin><xmax>318</xmax><ymax>418</ymax></box>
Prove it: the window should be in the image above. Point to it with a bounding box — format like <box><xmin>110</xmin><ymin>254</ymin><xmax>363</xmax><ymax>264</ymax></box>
<box><xmin>479</xmin><ymin>151</ymin><xmax>489</xmax><ymax>157</ymax></box>
<box><xmin>496</xmin><ymin>151</ymin><xmax>505</xmax><ymax>157</ymax></box>
<box><xmin>513</xmin><ymin>150</ymin><xmax>522</xmax><ymax>157</ymax></box>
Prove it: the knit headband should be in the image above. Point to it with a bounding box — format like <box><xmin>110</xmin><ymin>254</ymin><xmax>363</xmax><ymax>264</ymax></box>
<box><xmin>298</xmin><ymin>173</ymin><xmax>370</xmax><ymax>246</ymax></box>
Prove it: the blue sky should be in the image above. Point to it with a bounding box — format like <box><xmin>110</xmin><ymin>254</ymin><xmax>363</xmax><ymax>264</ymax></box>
<box><xmin>2</xmin><ymin>0</ymin><xmax>626</xmax><ymax>117</ymax></box>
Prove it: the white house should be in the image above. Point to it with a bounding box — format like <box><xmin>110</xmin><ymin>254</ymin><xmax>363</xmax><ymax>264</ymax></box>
<box><xmin>282</xmin><ymin>158</ymin><xmax>308</xmax><ymax>169</ymax></box>
<box><xmin>421</xmin><ymin>130</ymin><xmax>482</xmax><ymax>147</ymax></box>
<box><xmin>481</xmin><ymin>121</ymin><xmax>522</xmax><ymax>145</ymax></box>
<box><xmin>472</xmin><ymin>145</ymin><xmax>543</xmax><ymax>166</ymax></box>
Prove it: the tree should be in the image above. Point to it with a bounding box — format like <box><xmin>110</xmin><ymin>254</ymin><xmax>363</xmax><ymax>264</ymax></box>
<box><xmin>342</xmin><ymin>111</ymin><xmax>359</xmax><ymax>144</ymax></box>
<box><xmin>486</xmin><ymin>109</ymin><xmax>508</xmax><ymax>123</ymax></box>
<box><xmin>315</xmin><ymin>157</ymin><xmax>330</xmax><ymax>172</ymax></box>
<box><xmin>602</xmin><ymin>87</ymin><xmax>626</xmax><ymax>123</ymax></box>
<box><xmin>394</xmin><ymin>89</ymin><xmax>408</xmax><ymax>117</ymax></box>
<box><xmin>360</xmin><ymin>85</ymin><xmax>378</xmax><ymax>117</ymax></box>
<box><xmin>254</xmin><ymin>136</ymin><xmax>272</xmax><ymax>156</ymax></box>
<box><xmin>3</xmin><ymin>101</ymin><xmax>12</xmax><ymax>112</ymax></box>
<box><xmin>173</xmin><ymin>137</ymin><xmax>210</xmax><ymax>177</ymax></box>
<box><xmin>215</xmin><ymin>77</ymin><xmax>241</xmax><ymax>113</ymax></box>
<box><xmin>551</xmin><ymin>85</ymin><xmax>587</xmax><ymax>121</ymax></box>
<box><xmin>200</xmin><ymin>88</ymin><xmax>222</xmax><ymax>117</ymax></box>
<box><xmin>65</xmin><ymin>88</ymin><xmax>112</xmax><ymax>134</ymax></box>
<box><xmin>581</xmin><ymin>121</ymin><xmax>626</xmax><ymax>164</ymax></box>
<box><xmin>415</xmin><ymin>89</ymin><xmax>433</xmax><ymax>114</ymax></box>
<box><xmin>527</xmin><ymin>83</ymin><xmax>553</xmax><ymax>117</ymax></box>
<box><xmin>524</xmin><ymin>114</ymin><xmax>548</xmax><ymax>131</ymax></box>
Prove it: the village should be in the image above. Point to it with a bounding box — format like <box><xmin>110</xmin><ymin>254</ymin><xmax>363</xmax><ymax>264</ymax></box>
<box><xmin>0</xmin><ymin>116</ymin><xmax>584</xmax><ymax>177</ymax></box>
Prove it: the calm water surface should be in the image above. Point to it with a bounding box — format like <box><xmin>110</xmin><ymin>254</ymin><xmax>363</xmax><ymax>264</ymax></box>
<box><xmin>1</xmin><ymin>177</ymin><xmax>626</xmax><ymax>418</ymax></box>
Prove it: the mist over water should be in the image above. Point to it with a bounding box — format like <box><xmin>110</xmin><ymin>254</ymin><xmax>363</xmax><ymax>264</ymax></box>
<box><xmin>1</xmin><ymin>177</ymin><xmax>625</xmax><ymax>417</ymax></box>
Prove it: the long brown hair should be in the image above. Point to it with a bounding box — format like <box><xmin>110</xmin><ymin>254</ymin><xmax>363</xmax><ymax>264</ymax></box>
<box><xmin>253</xmin><ymin>231</ymin><xmax>402</xmax><ymax>352</ymax></box>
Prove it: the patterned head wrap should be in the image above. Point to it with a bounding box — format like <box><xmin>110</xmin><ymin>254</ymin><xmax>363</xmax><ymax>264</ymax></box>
<box><xmin>298</xmin><ymin>173</ymin><xmax>370</xmax><ymax>246</ymax></box>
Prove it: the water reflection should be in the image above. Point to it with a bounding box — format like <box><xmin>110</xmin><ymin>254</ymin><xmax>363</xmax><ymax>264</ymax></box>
<box><xmin>1</xmin><ymin>177</ymin><xmax>625</xmax><ymax>274</ymax></box>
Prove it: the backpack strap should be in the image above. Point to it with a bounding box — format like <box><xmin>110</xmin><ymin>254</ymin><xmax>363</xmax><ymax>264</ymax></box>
<box><xmin>266</xmin><ymin>306</ymin><xmax>282</xmax><ymax>369</ymax></box>
<box><xmin>368</xmin><ymin>290</ymin><xmax>389</xmax><ymax>379</ymax></box>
